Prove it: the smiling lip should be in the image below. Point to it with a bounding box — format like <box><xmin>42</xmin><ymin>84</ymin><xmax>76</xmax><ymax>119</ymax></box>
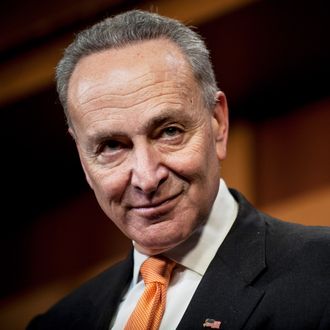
<box><xmin>129</xmin><ymin>192</ymin><xmax>182</xmax><ymax>218</ymax></box>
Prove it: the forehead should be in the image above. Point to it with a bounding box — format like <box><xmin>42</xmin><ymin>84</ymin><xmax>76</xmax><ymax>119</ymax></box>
<box><xmin>67</xmin><ymin>39</ymin><xmax>204</xmax><ymax>136</ymax></box>
<box><xmin>68</xmin><ymin>39</ymin><xmax>196</xmax><ymax>105</ymax></box>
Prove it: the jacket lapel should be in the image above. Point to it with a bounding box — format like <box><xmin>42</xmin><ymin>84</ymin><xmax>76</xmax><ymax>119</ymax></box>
<box><xmin>177</xmin><ymin>190</ymin><xmax>267</xmax><ymax>329</ymax></box>
<box><xmin>90</xmin><ymin>251</ymin><xmax>134</xmax><ymax>330</ymax></box>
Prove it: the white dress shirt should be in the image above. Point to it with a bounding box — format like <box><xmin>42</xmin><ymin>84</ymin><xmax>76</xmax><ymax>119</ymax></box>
<box><xmin>111</xmin><ymin>179</ymin><xmax>238</xmax><ymax>329</ymax></box>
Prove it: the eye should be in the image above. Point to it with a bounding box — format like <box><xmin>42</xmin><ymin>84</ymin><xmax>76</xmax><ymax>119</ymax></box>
<box><xmin>105</xmin><ymin>140</ymin><xmax>122</xmax><ymax>151</ymax></box>
<box><xmin>162</xmin><ymin>126</ymin><xmax>182</xmax><ymax>137</ymax></box>
<box><xmin>99</xmin><ymin>139</ymin><xmax>125</xmax><ymax>155</ymax></box>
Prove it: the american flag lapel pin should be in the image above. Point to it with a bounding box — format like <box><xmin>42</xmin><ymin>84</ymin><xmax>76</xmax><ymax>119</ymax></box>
<box><xmin>203</xmin><ymin>318</ymin><xmax>221</xmax><ymax>329</ymax></box>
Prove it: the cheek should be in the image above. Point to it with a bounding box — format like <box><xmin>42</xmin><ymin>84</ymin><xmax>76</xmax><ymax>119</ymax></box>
<box><xmin>86</xmin><ymin>165</ymin><xmax>130</xmax><ymax>203</ymax></box>
<box><xmin>163</xmin><ymin>153</ymin><xmax>210</xmax><ymax>191</ymax></box>
<box><xmin>168</xmin><ymin>141</ymin><xmax>217</xmax><ymax>179</ymax></box>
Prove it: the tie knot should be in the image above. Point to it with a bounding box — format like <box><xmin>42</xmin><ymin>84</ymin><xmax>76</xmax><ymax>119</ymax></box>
<box><xmin>140</xmin><ymin>256</ymin><xmax>176</xmax><ymax>285</ymax></box>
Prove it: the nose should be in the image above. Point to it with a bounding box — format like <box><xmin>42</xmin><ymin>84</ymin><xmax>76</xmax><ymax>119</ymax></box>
<box><xmin>130</xmin><ymin>142</ymin><xmax>169</xmax><ymax>194</ymax></box>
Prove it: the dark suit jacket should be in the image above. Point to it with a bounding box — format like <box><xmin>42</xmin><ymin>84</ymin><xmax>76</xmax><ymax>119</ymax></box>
<box><xmin>27</xmin><ymin>190</ymin><xmax>330</xmax><ymax>329</ymax></box>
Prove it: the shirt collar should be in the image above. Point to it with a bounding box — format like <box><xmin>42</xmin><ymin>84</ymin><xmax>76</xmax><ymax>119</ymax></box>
<box><xmin>132</xmin><ymin>179</ymin><xmax>238</xmax><ymax>283</ymax></box>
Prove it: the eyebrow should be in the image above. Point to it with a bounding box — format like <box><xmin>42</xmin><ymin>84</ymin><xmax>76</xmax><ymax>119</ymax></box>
<box><xmin>85</xmin><ymin>108</ymin><xmax>192</xmax><ymax>148</ymax></box>
<box><xmin>143</xmin><ymin>109</ymin><xmax>191</xmax><ymax>131</ymax></box>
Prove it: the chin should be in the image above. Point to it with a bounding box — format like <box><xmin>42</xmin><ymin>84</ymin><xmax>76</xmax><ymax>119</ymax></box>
<box><xmin>134</xmin><ymin>232</ymin><xmax>186</xmax><ymax>255</ymax></box>
<box><xmin>129</xmin><ymin>212</ymin><xmax>201</xmax><ymax>255</ymax></box>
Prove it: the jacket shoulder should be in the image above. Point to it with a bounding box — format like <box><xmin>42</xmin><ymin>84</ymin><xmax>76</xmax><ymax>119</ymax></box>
<box><xmin>27</xmin><ymin>253</ymin><xmax>133</xmax><ymax>330</ymax></box>
<box><xmin>264</xmin><ymin>214</ymin><xmax>330</xmax><ymax>270</ymax></box>
<box><xmin>230</xmin><ymin>188</ymin><xmax>330</xmax><ymax>273</ymax></box>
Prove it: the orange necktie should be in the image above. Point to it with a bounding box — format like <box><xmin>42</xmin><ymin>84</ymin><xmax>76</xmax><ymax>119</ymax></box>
<box><xmin>124</xmin><ymin>256</ymin><xmax>176</xmax><ymax>330</ymax></box>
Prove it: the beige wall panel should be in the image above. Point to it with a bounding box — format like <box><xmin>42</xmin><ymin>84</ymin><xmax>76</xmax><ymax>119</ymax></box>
<box><xmin>222</xmin><ymin>121</ymin><xmax>256</xmax><ymax>203</ymax></box>
<box><xmin>261</xmin><ymin>185</ymin><xmax>330</xmax><ymax>227</ymax></box>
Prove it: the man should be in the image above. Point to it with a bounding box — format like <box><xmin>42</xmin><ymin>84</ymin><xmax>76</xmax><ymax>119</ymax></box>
<box><xmin>27</xmin><ymin>10</ymin><xmax>330</xmax><ymax>330</ymax></box>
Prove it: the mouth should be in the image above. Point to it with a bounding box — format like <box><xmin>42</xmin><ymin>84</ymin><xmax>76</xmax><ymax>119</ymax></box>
<box><xmin>129</xmin><ymin>191</ymin><xmax>183</xmax><ymax>219</ymax></box>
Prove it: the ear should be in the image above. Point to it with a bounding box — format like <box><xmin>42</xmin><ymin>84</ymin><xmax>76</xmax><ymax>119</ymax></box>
<box><xmin>68</xmin><ymin>127</ymin><xmax>94</xmax><ymax>189</ymax></box>
<box><xmin>211</xmin><ymin>91</ymin><xmax>229</xmax><ymax>161</ymax></box>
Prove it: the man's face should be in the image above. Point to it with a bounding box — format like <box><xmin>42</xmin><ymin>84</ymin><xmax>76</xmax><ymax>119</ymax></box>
<box><xmin>67</xmin><ymin>39</ymin><xmax>228</xmax><ymax>255</ymax></box>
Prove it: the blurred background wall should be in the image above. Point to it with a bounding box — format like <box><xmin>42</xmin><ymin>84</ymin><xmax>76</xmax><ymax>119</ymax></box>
<box><xmin>0</xmin><ymin>0</ymin><xmax>329</xmax><ymax>328</ymax></box>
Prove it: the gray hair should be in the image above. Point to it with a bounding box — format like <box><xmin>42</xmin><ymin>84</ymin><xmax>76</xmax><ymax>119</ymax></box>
<box><xmin>56</xmin><ymin>10</ymin><xmax>219</xmax><ymax>124</ymax></box>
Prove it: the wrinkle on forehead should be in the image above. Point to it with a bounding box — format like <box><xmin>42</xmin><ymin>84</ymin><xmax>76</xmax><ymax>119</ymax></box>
<box><xmin>79</xmin><ymin>76</ymin><xmax>190</xmax><ymax>108</ymax></box>
<box><xmin>73</xmin><ymin>69</ymin><xmax>192</xmax><ymax>113</ymax></box>
<box><xmin>76</xmin><ymin>70</ymin><xmax>168</xmax><ymax>104</ymax></box>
